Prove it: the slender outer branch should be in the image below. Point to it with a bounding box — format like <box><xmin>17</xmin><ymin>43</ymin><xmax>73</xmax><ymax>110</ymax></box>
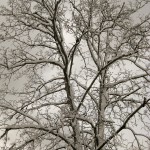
<box><xmin>77</xmin><ymin>52</ymin><xmax>137</xmax><ymax>111</ymax></box>
<box><xmin>96</xmin><ymin>98</ymin><xmax>150</xmax><ymax>150</ymax></box>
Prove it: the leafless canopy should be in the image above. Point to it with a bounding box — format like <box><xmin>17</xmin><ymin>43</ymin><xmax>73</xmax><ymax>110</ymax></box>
<box><xmin>0</xmin><ymin>0</ymin><xmax>150</xmax><ymax>150</ymax></box>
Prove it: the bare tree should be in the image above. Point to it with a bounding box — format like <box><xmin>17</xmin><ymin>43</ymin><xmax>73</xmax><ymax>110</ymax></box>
<box><xmin>0</xmin><ymin>0</ymin><xmax>150</xmax><ymax>149</ymax></box>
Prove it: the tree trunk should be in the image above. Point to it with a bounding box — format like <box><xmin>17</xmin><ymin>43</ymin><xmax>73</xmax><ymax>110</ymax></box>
<box><xmin>97</xmin><ymin>71</ymin><xmax>108</xmax><ymax>150</ymax></box>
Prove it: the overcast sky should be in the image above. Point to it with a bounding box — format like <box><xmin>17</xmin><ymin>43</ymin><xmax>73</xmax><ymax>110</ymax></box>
<box><xmin>0</xmin><ymin>0</ymin><xmax>150</xmax><ymax>149</ymax></box>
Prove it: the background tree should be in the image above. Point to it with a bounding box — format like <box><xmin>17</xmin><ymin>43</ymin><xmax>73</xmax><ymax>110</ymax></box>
<box><xmin>0</xmin><ymin>0</ymin><xmax>150</xmax><ymax>149</ymax></box>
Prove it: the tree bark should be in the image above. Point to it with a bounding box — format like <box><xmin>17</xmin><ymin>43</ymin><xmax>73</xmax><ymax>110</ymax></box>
<box><xmin>97</xmin><ymin>70</ymin><xmax>108</xmax><ymax>150</ymax></box>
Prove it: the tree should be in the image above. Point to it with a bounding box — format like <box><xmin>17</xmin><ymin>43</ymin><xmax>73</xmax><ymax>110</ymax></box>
<box><xmin>0</xmin><ymin>0</ymin><xmax>150</xmax><ymax>149</ymax></box>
